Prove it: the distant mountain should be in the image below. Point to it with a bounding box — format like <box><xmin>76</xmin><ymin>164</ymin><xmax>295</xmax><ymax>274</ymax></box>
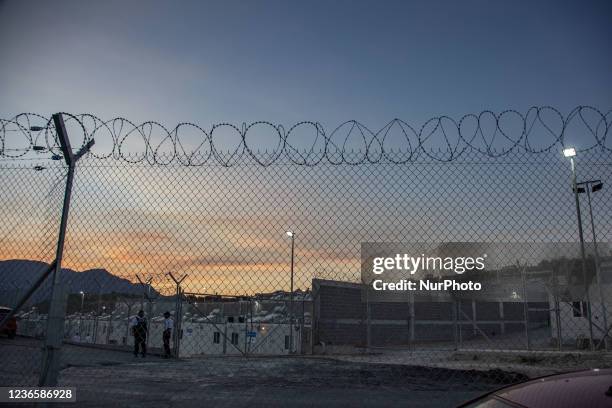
<box><xmin>0</xmin><ymin>259</ymin><xmax>159</xmax><ymax>303</ymax></box>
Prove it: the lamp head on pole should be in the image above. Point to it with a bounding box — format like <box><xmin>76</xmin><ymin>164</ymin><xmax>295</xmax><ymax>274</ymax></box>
<box><xmin>563</xmin><ymin>147</ymin><xmax>577</xmax><ymax>158</ymax></box>
<box><xmin>592</xmin><ymin>181</ymin><xmax>603</xmax><ymax>193</ymax></box>
<box><xmin>573</xmin><ymin>185</ymin><xmax>586</xmax><ymax>194</ymax></box>
<box><xmin>286</xmin><ymin>231</ymin><xmax>294</xmax><ymax>238</ymax></box>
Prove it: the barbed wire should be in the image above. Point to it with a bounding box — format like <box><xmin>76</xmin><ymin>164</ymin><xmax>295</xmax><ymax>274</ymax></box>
<box><xmin>1</xmin><ymin>106</ymin><xmax>611</xmax><ymax>166</ymax></box>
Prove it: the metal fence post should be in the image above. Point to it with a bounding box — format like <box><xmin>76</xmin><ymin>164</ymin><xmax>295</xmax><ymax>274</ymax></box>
<box><xmin>311</xmin><ymin>283</ymin><xmax>319</xmax><ymax>355</ymax></box>
<box><xmin>167</xmin><ymin>272</ymin><xmax>187</xmax><ymax>358</ymax></box>
<box><xmin>39</xmin><ymin>113</ymin><xmax>94</xmax><ymax>386</ymax></box>
<box><xmin>585</xmin><ymin>185</ymin><xmax>609</xmax><ymax>350</ymax></box>
<box><xmin>289</xmin><ymin>233</ymin><xmax>295</xmax><ymax>354</ymax></box>
<box><xmin>569</xmin><ymin>155</ymin><xmax>596</xmax><ymax>350</ymax></box>
<box><xmin>520</xmin><ymin>264</ymin><xmax>530</xmax><ymax>350</ymax></box>
<box><xmin>136</xmin><ymin>275</ymin><xmax>155</xmax><ymax>350</ymax></box>
<box><xmin>453</xmin><ymin>299</ymin><xmax>459</xmax><ymax>351</ymax></box>
<box><xmin>363</xmin><ymin>277</ymin><xmax>375</xmax><ymax>351</ymax></box>
<box><xmin>551</xmin><ymin>266</ymin><xmax>563</xmax><ymax>350</ymax></box>
<box><xmin>409</xmin><ymin>290</ymin><xmax>415</xmax><ymax>350</ymax></box>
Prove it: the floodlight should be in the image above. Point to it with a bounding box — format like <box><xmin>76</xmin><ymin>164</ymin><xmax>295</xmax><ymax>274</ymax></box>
<box><xmin>592</xmin><ymin>182</ymin><xmax>603</xmax><ymax>193</ymax></box>
<box><xmin>573</xmin><ymin>186</ymin><xmax>586</xmax><ymax>194</ymax></box>
<box><xmin>563</xmin><ymin>147</ymin><xmax>576</xmax><ymax>157</ymax></box>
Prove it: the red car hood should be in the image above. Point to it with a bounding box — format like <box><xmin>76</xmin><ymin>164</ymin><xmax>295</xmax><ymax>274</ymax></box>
<box><xmin>495</xmin><ymin>369</ymin><xmax>612</xmax><ymax>408</ymax></box>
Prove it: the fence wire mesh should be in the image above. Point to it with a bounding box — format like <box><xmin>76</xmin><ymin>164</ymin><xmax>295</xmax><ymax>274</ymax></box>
<box><xmin>1</xmin><ymin>110</ymin><xmax>612</xmax><ymax>405</ymax></box>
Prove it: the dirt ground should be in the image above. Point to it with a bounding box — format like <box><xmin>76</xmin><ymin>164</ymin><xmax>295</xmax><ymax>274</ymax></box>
<box><xmin>4</xmin><ymin>336</ymin><xmax>600</xmax><ymax>407</ymax></box>
<box><xmin>58</xmin><ymin>357</ymin><xmax>506</xmax><ymax>407</ymax></box>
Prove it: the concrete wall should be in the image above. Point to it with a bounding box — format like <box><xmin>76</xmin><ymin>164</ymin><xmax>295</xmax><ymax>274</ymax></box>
<box><xmin>313</xmin><ymin>278</ymin><xmax>549</xmax><ymax>349</ymax></box>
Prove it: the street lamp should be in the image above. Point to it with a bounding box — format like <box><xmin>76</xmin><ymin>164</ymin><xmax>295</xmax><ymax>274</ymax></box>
<box><xmin>562</xmin><ymin>147</ymin><xmax>576</xmax><ymax>158</ymax></box>
<box><xmin>79</xmin><ymin>291</ymin><xmax>85</xmax><ymax>313</ymax></box>
<box><xmin>563</xmin><ymin>147</ymin><xmax>595</xmax><ymax>350</ymax></box>
<box><xmin>286</xmin><ymin>231</ymin><xmax>295</xmax><ymax>354</ymax></box>
<box><xmin>79</xmin><ymin>291</ymin><xmax>85</xmax><ymax>341</ymax></box>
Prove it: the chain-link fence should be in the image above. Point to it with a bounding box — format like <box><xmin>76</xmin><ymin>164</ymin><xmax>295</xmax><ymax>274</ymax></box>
<box><xmin>1</xmin><ymin>110</ymin><xmax>612</xmax><ymax>405</ymax></box>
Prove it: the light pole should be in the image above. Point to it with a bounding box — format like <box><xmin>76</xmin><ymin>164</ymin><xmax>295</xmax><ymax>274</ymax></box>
<box><xmin>9</xmin><ymin>280</ymin><xmax>19</xmax><ymax>308</ymax></box>
<box><xmin>79</xmin><ymin>291</ymin><xmax>85</xmax><ymax>341</ymax></box>
<box><xmin>93</xmin><ymin>278</ymin><xmax>104</xmax><ymax>344</ymax></box>
<box><xmin>563</xmin><ymin>147</ymin><xmax>594</xmax><ymax>350</ymax></box>
<box><xmin>286</xmin><ymin>231</ymin><xmax>295</xmax><ymax>354</ymax></box>
<box><xmin>575</xmin><ymin>179</ymin><xmax>608</xmax><ymax>350</ymax></box>
<box><xmin>79</xmin><ymin>291</ymin><xmax>85</xmax><ymax>312</ymax></box>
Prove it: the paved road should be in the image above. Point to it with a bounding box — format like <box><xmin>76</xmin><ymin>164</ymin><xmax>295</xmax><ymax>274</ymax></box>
<box><xmin>0</xmin><ymin>336</ymin><xmax>165</xmax><ymax>386</ymax></box>
<box><xmin>1</xmin><ymin>337</ymin><xmax>514</xmax><ymax>407</ymax></box>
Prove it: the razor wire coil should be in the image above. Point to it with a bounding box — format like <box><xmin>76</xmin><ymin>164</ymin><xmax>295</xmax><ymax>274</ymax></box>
<box><xmin>1</xmin><ymin>106</ymin><xmax>611</xmax><ymax>166</ymax></box>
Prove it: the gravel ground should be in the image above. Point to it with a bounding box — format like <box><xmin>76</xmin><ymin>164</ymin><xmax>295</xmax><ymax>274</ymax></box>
<box><xmin>0</xmin><ymin>336</ymin><xmax>537</xmax><ymax>407</ymax></box>
<box><xmin>59</xmin><ymin>357</ymin><xmax>503</xmax><ymax>407</ymax></box>
<box><xmin>331</xmin><ymin>348</ymin><xmax>612</xmax><ymax>378</ymax></box>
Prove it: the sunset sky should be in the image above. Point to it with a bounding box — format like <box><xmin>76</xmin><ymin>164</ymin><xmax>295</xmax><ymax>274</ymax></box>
<box><xmin>3</xmin><ymin>150</ymin><xmax>612</xmax><ymax>295</ymax></box>
<box><xmin>1</xmin><ymin>0</ymin><xmax>612</xmax><ymax>296</ymax></box>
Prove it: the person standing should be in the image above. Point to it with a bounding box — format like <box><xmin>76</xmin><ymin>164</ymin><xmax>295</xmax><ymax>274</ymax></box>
<box><xmin>130</xmin><ymin>310</ymin><xmax>148</xmax><ymax>357</ymax></box>
<box><xmin>162</xmin><ymin>311</ymin><xmax>174</xmax><ymax>358</ymax></box>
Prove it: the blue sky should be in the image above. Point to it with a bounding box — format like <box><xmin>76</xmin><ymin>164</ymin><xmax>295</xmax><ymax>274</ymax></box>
<box><xmin>1</xmin><ymin>0</ymin><xmax>611</xmax><ymax>149</ymax></box>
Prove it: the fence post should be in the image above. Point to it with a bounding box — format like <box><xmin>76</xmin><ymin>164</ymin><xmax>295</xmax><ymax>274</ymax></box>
<box><xmin>471</xmin><ymin>300</ymin><xmax>477</xmax><ymax>336</ymax></box>
<box><xmin>453</xmin><ymin>299</ymin><xmax>459</xmax><ymax>351</ymax></box>
<box><xmin>136</xmin><ymin>275</ymin><xmax>155</xmax><ymax>350</ymax></box>
<box><xmin>365</xmin><ymin>281</ymin><xmax>371</xmax><ymax>350</ymax></box>
<box><xmin>311</xmin><ymin>283</ymin><xmax>319</xmax><ymax>355</ymax></box>
<box><xmin>409</xmin><ymin>291</ymin><xmax>415</xmax><ymax>348</ymax></box>
<box><xmin>106</xmin><ymin>308</ymin><xmax>113</xmax><ymax>345</ymax></box>
<box><xmin>499</xmin><ymin>301</ymin><xmax>505</xmax><ymax>335</ymax></box>
<box><xmin>39</xmin><ymin>113</ymin><xmax>94</xmax><ymax>386</ymax></box>
<box><xmin>175</xmin><ymin>289</ymin><xmax>182</xmax><ymax>358</ymax></box>
<box><xmin>520</xmin><ymin>264</ymin><xmax>530</xmax><ymax>350</ymax></box>
<box><xmin>167</xmin><ymin>273</ymin><xmax>187</xmax><ymax>358</ymax></box>
<box><xmin>458</xmin><ymin>300</ymin><xmax>463</xmax><ymax>349</ymax></box>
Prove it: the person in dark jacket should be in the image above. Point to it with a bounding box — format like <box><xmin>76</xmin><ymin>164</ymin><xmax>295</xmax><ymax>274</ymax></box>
<box><xmin>130</xmin><ymin>310</ymin><xmax>148</xmax><ymax>357</ymax></box>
